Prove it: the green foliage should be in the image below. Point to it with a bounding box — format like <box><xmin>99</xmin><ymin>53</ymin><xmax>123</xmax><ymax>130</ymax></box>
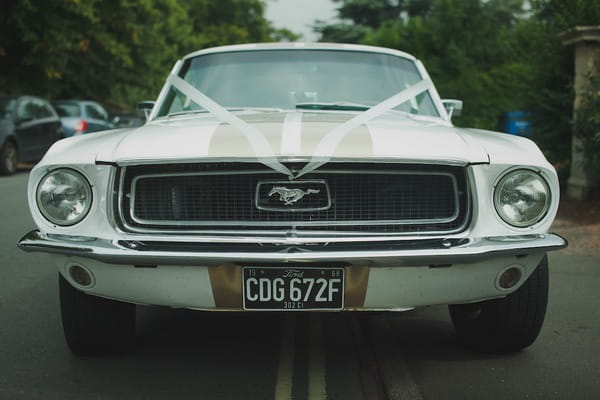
<box><xmin>316</xmin><ymin>0</ymin><xmax>600</xmax><ymax>171</ymax></box>
<box><xmin>314</xmin><ymin>22</ymin><xmax>370</xmax><ymax>43</ymax></box>
<box><xmin>575</xmin><ymin>76</ymin><xmax>600</xmax><ymax>181</ymax></box>
<box><xmin>336</xmin><ymin>0</ymin><xmax>403</xmax><ymax>27</ymax></box>
<box><xmin>532</xmin><ymin>0</ymin><xmax>600</xmax><ymax>30</ymax></box>
<box><xmin>363</xmin><ymin>0</ymin><xmax>529</xmax><ymax>128</ymax></box>
<box><xmin>0</xmin><ymin>0</ymin><xmax>288</xmax><ymax>109</ymax></box>
<box><xmin>510</xmin><ymin>14</ymin><xmax>573</xmax><ymax>169</ymax></box>
<box><xmin>523</xmin><ymin>0</ymin><xmax>600</xmax><ymax>168</ymax></box>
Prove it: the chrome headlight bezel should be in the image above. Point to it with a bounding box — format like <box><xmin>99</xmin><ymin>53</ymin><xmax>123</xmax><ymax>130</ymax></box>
<box><xmin>493</xmin><ymin>169</ymin><xmax>551</xmax><ymax>228</ymax></box>
<box><xmin>36</xmin><ymin>168</ymin><xmax>93</xmax><ymax>226</ymax></box>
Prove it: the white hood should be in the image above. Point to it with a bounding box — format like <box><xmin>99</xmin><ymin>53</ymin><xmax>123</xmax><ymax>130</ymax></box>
<box><xmin>38</xmin><ymin>111</ymin><xmax>550</xmax><ymax>170</ymax></box>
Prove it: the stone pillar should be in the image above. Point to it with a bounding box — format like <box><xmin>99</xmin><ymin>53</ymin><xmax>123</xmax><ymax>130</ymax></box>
<box><xmin>559</xmin><ymin>26</ymin><xmax>600</xmax><ymax>199</ymax></box>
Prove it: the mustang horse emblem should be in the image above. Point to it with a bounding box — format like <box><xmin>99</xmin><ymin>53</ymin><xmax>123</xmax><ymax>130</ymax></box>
<box><xmin>268</xmin><ymin>186</ymin><xmax>320</xmax><ymax>205</ymax></box>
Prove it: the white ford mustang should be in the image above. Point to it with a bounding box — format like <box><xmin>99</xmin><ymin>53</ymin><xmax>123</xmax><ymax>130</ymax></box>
<box><xmin>19</xmin><ymin>43</ymin><xmax>566</xmax><ymax>355</ymax></box>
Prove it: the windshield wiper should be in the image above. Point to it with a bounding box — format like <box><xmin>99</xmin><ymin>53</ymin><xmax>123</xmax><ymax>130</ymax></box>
<box><xmin>166</xmin><ymin>110</ymin><xmax>211</xmax><ymax>118</ymax></box>
<box><xmin>295</xmin><ymin>102</ymin><xmax>371</xmax><ymax>111</ymax></box>
<box><xmin>166</xmin><ymin>107</ymin><xmax>286</xmax><ymax>118</ymax></box>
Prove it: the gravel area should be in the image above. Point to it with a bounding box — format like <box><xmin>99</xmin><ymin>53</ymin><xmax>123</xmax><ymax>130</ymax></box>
<box><xmin>551</xmin><ymin>197</ymin><xmax>600</xmax><ymax>256</ymax></box>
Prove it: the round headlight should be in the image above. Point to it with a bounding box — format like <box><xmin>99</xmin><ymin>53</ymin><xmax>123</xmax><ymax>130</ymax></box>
<box><xmin>36</xmin><ymin>169</ymin><xmax>92</xmax><ymax>226</ymax></box>
<box><xmin>494</xmin><ymin>169</ymin><xmax>550</xmax><ymax>227</ymax></box>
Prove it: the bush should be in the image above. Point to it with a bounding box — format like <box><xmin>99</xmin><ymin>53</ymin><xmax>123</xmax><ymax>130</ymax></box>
<box><xmin>574</xmin><ymin>76</ymin><xmax>600</xmax><ymax>184</ymax></box>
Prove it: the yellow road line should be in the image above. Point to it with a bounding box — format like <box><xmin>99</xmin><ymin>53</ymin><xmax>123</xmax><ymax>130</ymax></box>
<box><xmin>274</xmin><ymin>313</ymin><xmax>296</xmax><ymax>400</ymax></box>
<box><xmin>308</xmin><ymin>313</ymin><xmax>327</xmax><ymax>400</ymax></box>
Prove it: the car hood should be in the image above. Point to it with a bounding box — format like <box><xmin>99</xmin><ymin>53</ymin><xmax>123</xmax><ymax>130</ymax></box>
<box><xmin>39</xmin><ymin>111</ymin><xmax>550</xmax><ymax>169</ymax></box>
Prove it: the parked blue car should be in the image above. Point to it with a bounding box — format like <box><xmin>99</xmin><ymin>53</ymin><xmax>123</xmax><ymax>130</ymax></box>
<box><xmin>0</xmin><ymin>95</ymin><xmax>64</xmax><ymax>175</ymax></box>
<box><xmin>52</xmin><ymin>100</ymin><xmax>114</xmax><ymax>137</ymax></box>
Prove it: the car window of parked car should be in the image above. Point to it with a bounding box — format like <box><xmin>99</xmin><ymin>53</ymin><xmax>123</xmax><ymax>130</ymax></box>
<box><xmin>35</xmin><ymin>101</ymin><xmax>55</xmax><ymax>119</ymax></box>
<box><xmin>53</xmin><ymin>103</ymin><xmax>81</xmax><ymax>117</ymax></box>
<box><xmin>85</xmin><ymin>104</ymin><xmax>108</xmax><ymax>121</ymax></box>
<box><xmin>17</xmin><ymin>100</ymin><xmax>36</xmax><ymax>121</ymax></box>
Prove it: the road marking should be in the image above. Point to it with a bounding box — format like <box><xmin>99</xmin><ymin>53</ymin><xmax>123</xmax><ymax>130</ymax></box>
<box><xmin>371</xmin><ymin>316</ymin><xmax>424</xmax><ymax>400</ymax></box>
<box><xmin>308</xmin><ymin>313</ymin><xmax>327</xmax><ymax>400</ymax></box>
<box><xmin>274</xmin><ymin>313</ymin><xmax>296</xmax><ymax>400</ymax></box>
<box><xmin>349</xmin><ymin>315</ymin><xmax>387</xmax><ymax>400</ymax></box>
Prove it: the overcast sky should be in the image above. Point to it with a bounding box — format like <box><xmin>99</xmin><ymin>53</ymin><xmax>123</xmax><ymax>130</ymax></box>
<box><xmin>265</xmin><ymin>0</ymin><xmax>338</xmax><ymax>41</ymax></box>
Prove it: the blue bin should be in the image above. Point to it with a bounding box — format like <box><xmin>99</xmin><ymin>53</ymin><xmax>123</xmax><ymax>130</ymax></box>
<box><xmin>502</xmin><ymin>111</ymin><xmax>532</xmax><ymax>137</ymax></box>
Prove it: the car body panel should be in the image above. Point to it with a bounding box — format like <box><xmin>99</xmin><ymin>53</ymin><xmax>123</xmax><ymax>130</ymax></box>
<box><xmin>39</xmin><ymin>251</ymin><xmax>548</xmax><ymax>310</ymax></box>
<box><xmin>99</xmin><ymin>113</ymin><xmax>489</xmax><ymax>165</ymax></box>
<box><xmin>38</xmin><ymin>111</ymin><xmax>554</xmax><ymax>169</ymax></box>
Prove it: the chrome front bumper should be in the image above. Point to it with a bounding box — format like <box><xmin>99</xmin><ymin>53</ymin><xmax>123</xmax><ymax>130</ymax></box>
<box><xmin>18</xmin><ymin>230</ymin><xmax>567</xmax><ymax>267</ymax></box>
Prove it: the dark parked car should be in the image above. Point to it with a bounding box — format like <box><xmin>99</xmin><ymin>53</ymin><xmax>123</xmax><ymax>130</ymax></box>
<box><xmin>0</xmin><ymin>95</ymin><xmax>64</xmax><ymax>175</ymax></box>
<box><xmin>52</xmin><ymin>100</ymin><xmax>114</xmax><ymax>137</ymax></box>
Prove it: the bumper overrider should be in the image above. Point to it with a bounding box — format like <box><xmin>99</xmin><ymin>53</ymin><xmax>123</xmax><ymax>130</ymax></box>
<box><xmin>18</xmin><ymin>230</ymin><xmax>566</xmax><ymax>311</ymax></box>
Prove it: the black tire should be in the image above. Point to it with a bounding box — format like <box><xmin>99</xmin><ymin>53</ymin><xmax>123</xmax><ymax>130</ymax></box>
<box><xmin>449</xmin><ymin>255</ymin><xmax>549</xmax><ymax>353</ymax></box>
<box><xmin>59</xmin><ymin>274</ymin><xmax>136</xmax><ymax>356</ymax></box>
<box><xmin>0</xmin><ymin>140</ymin><xmax>17</xmax><ymax>175</ymax></box>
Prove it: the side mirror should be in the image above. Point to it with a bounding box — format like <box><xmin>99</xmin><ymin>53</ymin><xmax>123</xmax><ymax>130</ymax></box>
<box><xmin>136</xmin><ymin>101</ymin><xmax>155</xmax><ymax>120</ymax></box>
<box><xmin>442</xmin><ymin>99</ymin><xmax>463</xmax><ymax>119</ymax></box>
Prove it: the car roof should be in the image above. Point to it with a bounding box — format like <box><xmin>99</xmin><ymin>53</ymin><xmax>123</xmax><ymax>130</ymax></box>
<box><xmin>53</xmin><ymin>100</ymin><xmax>102</xmax><ymax>106</ymax></box>
<box><xmin>182</xmin><ymin>42</ymin><xmax>417</xmax><ymax>62</ymax></box>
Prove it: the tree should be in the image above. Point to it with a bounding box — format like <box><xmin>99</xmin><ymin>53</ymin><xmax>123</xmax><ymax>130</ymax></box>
<box><xmin>0</xmin><ymin>0</ymin><xmax>191</xmax><ymax>107</ymax></box>
<box><xmin>316</xmin><ymin>0</ymin><xmax>434</xmax><ymax>42</ymax></box>
<box><xmin>0</xmin><ymin>0</ymin><xmax>291</xmax><ymax>109</ymax></box>
<box><xmin>319</xmin><ymin>0</ymin><xmax>529</xmax><ymax>128</ymax></box>
<box><xmin>520</xmin><ymin>0</ymin><xmax>600</xmax><ymax>170</ymax></box>
<box><xmin>575</xmin><ymin>76</ymin><xmax>600</xmax><ymax>180</ymax></box>
<box><xmin>314</xmin><ymin>0</ymin><xmax>600</xmax><ymax>171</ymax></box>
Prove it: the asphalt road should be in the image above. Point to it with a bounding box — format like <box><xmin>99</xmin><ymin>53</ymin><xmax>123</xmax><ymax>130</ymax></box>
<box><xmin>1</xmin><ymin>170</ymin><xmax>598</xmax><ymax>400</ymax></box>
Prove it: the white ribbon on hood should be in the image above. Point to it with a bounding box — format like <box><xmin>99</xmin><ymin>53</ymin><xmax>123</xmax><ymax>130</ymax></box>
<box><xmin>167</xmin><ymin>74</ymin><xmax>294</xmax><ymax>177</ymax></box>
<box><xmin>295</xmin><ymin>79</ymin><xmax>434</xmax><ymax>178</ymax></box>
<box><xmin>167</xmin><ymin>74</ymin><xmax>433</xmax><ymax>180</ymax></box>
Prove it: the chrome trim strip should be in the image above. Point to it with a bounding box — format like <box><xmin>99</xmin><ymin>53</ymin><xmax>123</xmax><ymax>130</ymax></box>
<box><xmin>106</xmin><ymin>167</ymin><xmax>119</xmax><ymax>233</ymax></box>
<box><xmin>112</xmin><ymin>156</ymin><xmax>474</xmax><ymax>167</ymax></box>
<box><xmin>18</xmin><ymin>230</ymin><xmax>567</xmax><ymax>267</ymax></box>
<box><xmin>115</xmin><ymin>165</ymin><xmax>472</xmax><ymax>238</ymax></box>
<box><xmin>117</xmin><ymin>166</ymin><xmax>128</xmax><ymax>232</ymax></box>
<box><xmin>113</xmin><ymin>227</ymin><xmax>470</xmax><ymax>237</ymax></box>
<box><xmin>123</xmin><ymin>168</ymin><xmax>461</xmax><ymax>228</ymax></box>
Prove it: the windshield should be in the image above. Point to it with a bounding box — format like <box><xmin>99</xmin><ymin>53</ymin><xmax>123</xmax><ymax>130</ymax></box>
<box><xmin>156</xmin><ymin>50</ymin><xmax>440</xmax><ymax>118</ymax></box>
<box><xmin>53</xmin><ymin>102</ymin><xmax>81</xmax><ymax>117</ymax></box>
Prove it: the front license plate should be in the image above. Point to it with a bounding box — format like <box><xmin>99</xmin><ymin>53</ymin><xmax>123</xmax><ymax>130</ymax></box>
<box><xmin>242</xmin><ymin>267</ymin><xmax>344</xmax><ymax>311</ymax></box>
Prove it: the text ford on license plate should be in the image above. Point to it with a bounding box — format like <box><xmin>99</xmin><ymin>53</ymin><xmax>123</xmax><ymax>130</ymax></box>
<box><xmin>242</xmin><ymin>267</ymin><xmax>344</xmax><ymax>311</ymax></box>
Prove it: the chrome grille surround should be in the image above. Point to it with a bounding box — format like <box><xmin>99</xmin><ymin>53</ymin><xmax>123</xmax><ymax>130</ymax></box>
<box><xmin>115</xmin><ymin>162</ymin><xmax>471</xmax><ymax>236</ymax></box>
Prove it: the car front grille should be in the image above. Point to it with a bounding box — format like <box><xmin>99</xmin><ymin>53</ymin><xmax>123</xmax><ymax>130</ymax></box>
<box><xmin>116</xmin><ymin>162</ymin><xmax>470</xmax><ymax>234</ymax></box>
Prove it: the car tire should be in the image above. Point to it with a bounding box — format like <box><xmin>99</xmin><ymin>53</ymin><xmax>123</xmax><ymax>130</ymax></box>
<box><xmin>59</xmin><ymin>273</ymin><xmax>136</xmax><ymax>356</ymax></box>
<box><xmin>0</xmin><ymin>140</ymin><xmax>18</xmax><ymax>175</ymax></box>
<box><xmin>449</xmin><ymin>255</ymin><xmax>549</xmax><ymax>353</ymax></box>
